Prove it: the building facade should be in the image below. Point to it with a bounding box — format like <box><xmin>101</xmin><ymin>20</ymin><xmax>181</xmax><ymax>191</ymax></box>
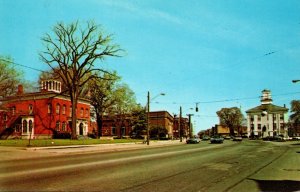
<box><xmin>173</xmin><ymin>117</ymin><xmax>190</xmax><ymax>139</ymax></box>
<box><xmin>246</xmin><ymin>90</ymin><xmax>289</xmax><ymax>138</ymax></box>
<box><xmin>149</xmin><ymin>111</ymin><xmax>174</xmax><ymax>138</ymax></box>
<box><xmin>0</xmin><ymin>80</ymin><xmax>91</xmax><ymax>139</ymax></box>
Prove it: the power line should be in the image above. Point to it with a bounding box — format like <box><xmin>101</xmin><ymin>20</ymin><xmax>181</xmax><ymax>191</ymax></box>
<box><xmin>0</xmin><ymin>58</ymin><xmax>46</xmax><ymax>73</ymax></box>
<box><xmin>153</xmin><ymin>91</ymin><xmax>300</xmax><ymax>105</ymax></box>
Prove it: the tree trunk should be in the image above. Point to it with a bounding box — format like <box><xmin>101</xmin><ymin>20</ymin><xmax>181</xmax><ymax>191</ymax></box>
<box><xmin>71</xmin><ymin>93</ymin><xmax>78</xmax><ymax>140</ymax></box>
<box><xmin>96</xmin><ymin>113</ymin><xmax>103</xmax><ymax>139</ymax></box>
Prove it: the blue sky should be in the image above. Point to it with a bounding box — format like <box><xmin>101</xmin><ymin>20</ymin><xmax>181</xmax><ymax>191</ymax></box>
<box><xmin>1</xmin><ymin>0</ymin><xmax>300</xmax><ymax>133</ymax></box>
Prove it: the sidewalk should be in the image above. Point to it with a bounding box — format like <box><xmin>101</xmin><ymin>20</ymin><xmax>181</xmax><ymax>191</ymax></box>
<box><xmin>28</xmin><ymin>139</ymin><xmax>185</xmax><ymax>153</ymax></box>
<box><xmin>0</xmin><ymin>140</ymin><xmax>185</xmax><ymax>161</ymax></box>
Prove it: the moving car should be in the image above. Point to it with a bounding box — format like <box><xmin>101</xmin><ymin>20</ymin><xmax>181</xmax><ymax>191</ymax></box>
<box><xmin>210</xmin><ymin>135</ymin><xmax>224</xmax><ymax>144</ymax></box>
<box><xmin>186</xmin><ymin>138</ymin><xmax>200</xmax><ymax>144</ymax></box>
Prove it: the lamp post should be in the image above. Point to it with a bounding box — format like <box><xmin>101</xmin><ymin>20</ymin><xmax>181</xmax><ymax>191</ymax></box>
<box><xmin>146</xmin><ymin>91</ymin><xmax>165</xmax><ymax>145</ymax></box>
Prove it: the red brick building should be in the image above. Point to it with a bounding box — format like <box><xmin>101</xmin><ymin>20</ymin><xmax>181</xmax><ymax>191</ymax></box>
<box><xmin>101</xmin><ymin>114</ymin><xmax>133</xmax><ymax>138</ymax></box>
<box><xmin>173</xmin><ymin>117</ymin><xmax>190</xmax><ymax>139</ymax></box>
<box><xmin>0</xmin><ymin>80</ymin><xmax>91</xmax><ymax>139</ymax></box>
<box><xmin>149</xmin><ymin>111</ymin><xmax>174</xmax><ymax>138</ymax></box>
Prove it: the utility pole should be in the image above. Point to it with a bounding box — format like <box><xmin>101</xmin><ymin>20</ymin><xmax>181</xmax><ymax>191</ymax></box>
<box><xmin>179</xmin><ymin>106</ymin><xmax>182</xmax><ymax>142</ymax></box>
<box><xmin>147</xmin><ymin>91</ymin><xmax>150</xmax><ymax>145</ymax></box>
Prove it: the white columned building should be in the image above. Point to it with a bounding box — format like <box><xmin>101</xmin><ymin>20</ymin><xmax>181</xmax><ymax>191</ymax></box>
<box><xmin>246</xmin><ymin>90</ymin><xmax>288</xmax><ymax>138</ymax></box>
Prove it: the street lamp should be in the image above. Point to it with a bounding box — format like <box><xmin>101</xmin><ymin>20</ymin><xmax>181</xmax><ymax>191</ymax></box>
<box><xmin>147</xmin><ymin>91</ymin><xmax>165</xmax><ymax>145</ymax></box>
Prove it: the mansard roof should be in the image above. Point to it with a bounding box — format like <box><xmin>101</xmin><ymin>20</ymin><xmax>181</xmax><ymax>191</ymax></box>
<box><xmin>246</xmin><ymin>103</ymin><xmax>288</xmax><ymax>114</ymax></box>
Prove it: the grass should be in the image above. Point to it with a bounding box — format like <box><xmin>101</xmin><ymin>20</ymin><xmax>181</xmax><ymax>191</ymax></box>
<box><xmin>0</xmin><ymin>138</ymin><xmax>143</xmax><ymax>147</ymax></box>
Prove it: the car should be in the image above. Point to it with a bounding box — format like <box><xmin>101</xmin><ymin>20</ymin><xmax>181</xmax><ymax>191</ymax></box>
<box><xmin>202</xmin><ymin>135</ymin><xmax>210</xmax><ymax>141</ymax></box>
<box><xmin>232</xmin><ymin>136</ymin><xmax>243</xmax><ymax>141</ymax></box>
<box><xmin>273</xmin><ymin>135</ymin><xmax>285</xmax><ymax>142</ymax></box>
<box><xmin>210</xmin><ymin>135</ymin><xmax>224</xmax><ymax>144</ymax></box>
<box><xmin>224</xmin><ymin>136</ymin><xmax>231</xmax><ymax>140</ymax></box>
<box><xmin>186</xmin><ymin>138</ymin><xmax>200</xmax><ymax>144</ymax></box>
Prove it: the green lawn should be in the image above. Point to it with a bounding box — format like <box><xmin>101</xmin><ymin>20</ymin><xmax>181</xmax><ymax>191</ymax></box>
<box><xmin>0</xmin><ymin>138</ymin><xmax>142</xmax><ymax>147</ymax></box>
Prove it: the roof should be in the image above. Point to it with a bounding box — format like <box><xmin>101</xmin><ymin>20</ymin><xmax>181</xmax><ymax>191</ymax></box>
<box><xmin>0</xmin><ymin>91</ymin><xmax>91</xmax><ymax>104</ymax></box>
<box><xmin>246</xmin><ymin>104</ymin><xmax>288</xmax><ymax>114</ymax></box>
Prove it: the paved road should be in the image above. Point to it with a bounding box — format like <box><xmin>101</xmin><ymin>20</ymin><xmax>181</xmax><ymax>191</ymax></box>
<box><xmin>0</xmin><ymin>140</ymin><xmax>299</xmax><ymax>191</ymax></box>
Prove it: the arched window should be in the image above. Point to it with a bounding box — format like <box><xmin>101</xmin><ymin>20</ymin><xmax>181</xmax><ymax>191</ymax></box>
<box><xmin>80</xmin><ymin>108</ymin><xmax>84</xmax><ymax>117</ymax></box>
<box><xmin>56</xmin><ymin>121</ymin><xmax>60</xmax><ymax>131</ymax></box>
<box><xmin>29</xmin><ymin>104</ymin><xmax>33</xmax><ymax>114</ymax></box>
<box><xmin>48</xmin><ymin>104</ymin><xmax>52</xmax><ymax>114</ymax></box>
<box><xmin>85</xmin><ymin>108</ymin><xmax>89</xmax><ymax>117</ymax></box>
<box><xmin>62</xmin><ymin>122</ymin><xmax>66</xmax><ymax>132</ymax></box>
<box><xmin>62</xmin><ymin>105</ymin><xmax>66</xmax><ymax>115</ymax></box>
<box><xmin>23</xmin><ymin>120</ymin><xmax>28</xmax><ymax>133</ymax></box>
<box><xmin>29</xmin><ymin>120</ymin><xmax>33</xmax><ymax>133</ymax></box>
<box><xmin>69</xmin><ymin>106</ymin><xmax>72</xmax><ymax>117</ymax></box>
<box><xmin>12</xmin><ymin>106</ymin><xmax>16</xmax><ymax>116</ymax></box>
<box><xmin>56</xmin><ymin>104</ymin><xmax>60</xmax><ymax>114</ymax></box>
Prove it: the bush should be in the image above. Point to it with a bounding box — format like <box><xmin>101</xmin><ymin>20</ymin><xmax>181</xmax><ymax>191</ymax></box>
<box><xmin>53</xmin><ymin>132</ymin><xmax>71</xmax><ymax>139</ymax></box>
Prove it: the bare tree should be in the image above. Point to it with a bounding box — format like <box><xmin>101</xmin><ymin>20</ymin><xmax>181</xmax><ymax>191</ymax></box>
<box><xmin>39</xmin><ymin>21</ymin><xmax>122</xmax><ymax>139</ymax></box>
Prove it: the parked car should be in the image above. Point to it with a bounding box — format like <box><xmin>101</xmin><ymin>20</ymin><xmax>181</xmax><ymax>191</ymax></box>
<box><xmin>232</xmin><ymin>136</ymin><xmax>243</xmax><ymax>141</ymax></box>
<box><xmin>202</xmin><ymin>135</ymin><xmax>210</xmax><ymax>141</ymax></box>
<box><xmin>223</xmin><ymin>136</ymin><xmax>231</xmax><ymax>140</ymax></box>
<box><xmin>186</xmin><ymin>138</ymin><xmax>200</xmax><ymax>144</ymax></box>
<box><xmin>210</xmin><ymin>135</ymin><xmax>224</xmax><ymax>144</ymax></box>
<box><xmin>273</xmin><ymin>135</ymin><xmax>285</xmax><ymax>142</ymax></box>
<box><xmin>262</xmin><ymin>136</ymin><xmax>274</xmax><ymax>141</ymax></box>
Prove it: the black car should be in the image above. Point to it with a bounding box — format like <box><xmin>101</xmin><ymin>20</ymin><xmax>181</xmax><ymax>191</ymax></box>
<box><xmin>186</xmin><ymin>138</ymin><xmax>200</xmax><ymax>144</ymax></box>
<box><xmin>210</xmin><ymin>135</ymin><xmax>224</xmax><ymax>144</ymax></box>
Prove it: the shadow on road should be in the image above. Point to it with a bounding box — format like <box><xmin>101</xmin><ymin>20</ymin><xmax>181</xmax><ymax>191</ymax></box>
<box><xmin>249</xmin><ymin>179</ymin><xmax>300</xmax><ymax>192</ymax></box>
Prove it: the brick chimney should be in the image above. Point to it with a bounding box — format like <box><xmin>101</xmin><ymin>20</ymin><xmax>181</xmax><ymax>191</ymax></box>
<box><xmin>17</xmin><ymin>85</ymin><xmax>23</xmax><ymax>95</ymax></box>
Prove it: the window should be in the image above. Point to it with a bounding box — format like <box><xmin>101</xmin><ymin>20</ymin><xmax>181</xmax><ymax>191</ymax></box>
<box><xmin>257</xmin><ymin>115</ymin><xmax>261</xmax><ymax>121</ymax></box>
<box><xmin>56</xmin><ymin>121</ymin><xmax>60</xmax><ymax>131</ymax></box>
<box><xmin>62</xmin><ymin>122</ymin><xmax>66</xmax><ymax>132</ymax></box>
<box><xmin>69</xmin><ymin>106</ymin><xmax>72</xmax><ymax>117</ymax></box>
<box><xmin>258</xmin><ymin>124</ymin><xmax>261</xmax><ymax>130</ymax></box>
<box><xmin>48</xmin><ymin>104</ymin><xmax>52</xmax><ymax>114</ymax></box>
<box><xmin>29</xmin><ymin>104</ymin><xmax>33</xmax><ymax>115</ymax></box>
<box><xmin>12</xmin><ymin>106</ymin><xmax>16</xmax><ymax>116</ymax></box>
<box><xmin>56</xmin><ymin>104</ymin><xmax>60</xmax><ymax>114</ymax></box>
<box><xmin>280</xmin><ymin>114</ymin><xmax>284</xmax><ymax>120</ymax></box>
<box><xmin>62</xmin><ymin>105</ymin><xmax>66</xmax><ymax>115</ymax></box>
<box><xmin>85</xmin><ymin>109</ymin><xmax>89</xmax><ymax>118</ymax></box>
<box><xmin>273</xmin><ymin>114</ymin><xmax>276</xmax><ymax>121</ymax></box>
<box><xmin>23</xmin><ymin>120</ymin><xmax>28</xmax><ymax>133</ymax></box>
<box><xmin>121</xmin><ymin>127</ymin><xmax>126</xmax><ymax>136</ymax></box>
<box><xmin>111</xmin><ymin>126</ymin><xmax>116</xmax><ymax>135</ymax></box>
<box><xmin>29</xmin><ymin>120</ymin><xmax>33</xmax><ymax>133</ymax></box>
<box><xmin>80</xmin><ymin>108</ymin><xmax>84</xmax><ymax>117</ymax></box>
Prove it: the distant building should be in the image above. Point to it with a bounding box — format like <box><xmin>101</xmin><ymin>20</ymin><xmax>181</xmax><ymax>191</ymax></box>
<box><xmin>211</xmin><ymin>124</ymin><xmax>247</xmax><ymax>137</ymax></box>
<box><xmin>0</xmin><ymin>80</ymin><xmax>91</xmax><ymax>139</ymax></box>
<box><xmin>149</xmin><ymin>111</ymin><xmax>174</xmax><ymax>138</ymax></box>
<box><xmin>246</xmin><ymin>89</ymin><xmax>288</xmax><ymax>138</ymax></box>
<box><xmin>101</xmin><ymin>114</ymin><xmax>133</xmax><ymax>138</ymax></box>
<box><xmin>173</xmin><ymin>116</ymin><xmax>189</xmax><ymax>139</ymax></box>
